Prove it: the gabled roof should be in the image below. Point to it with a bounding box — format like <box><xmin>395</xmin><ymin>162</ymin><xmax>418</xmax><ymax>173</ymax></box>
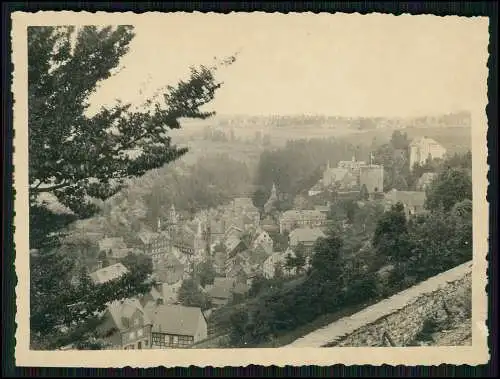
<box><xmin>89</xmin><ymin>263</ymin><xmax>129</xmax><ymax>285</ymax></box>
<box><xmin>138</xmin><ymin>230</ymin><xmax>159</xmax><ymax>245</ymax></box>
<box><xmin>385</xmin><ymin>190</ymin><xmax>427</xmax><ymax>208</ymax></box>
<box><xmin>144</xmin><ymin>303</ymin><xmax>204</xmax><ymax>336</ymax></box>
<box><xmin>289</xmin><ymin>227</ymin><xmax>326</xmax><ymax>243</ymax></box>
<box><xmin>224</xmin><ymin>236</ymin><xmax>245</xmax><ymax>254</ymax></box>
<box><xmin>324</xmin><ymin>168</ymin><xmax>349</xmax><ymax>181</ymax></box>
<box><xmin>106</xmin><ymin>298</ymin><xmax>152</xmax><ymax>331</ymax></box>
<box><xmin>409</xmin><ymin>136</ymin><xmax>443</xmax><ymax>148</ymax></box>
<box><xmin>280</xmin><ymin>210</ymin><xmax>326</xmax><ymax>221</ymax></box>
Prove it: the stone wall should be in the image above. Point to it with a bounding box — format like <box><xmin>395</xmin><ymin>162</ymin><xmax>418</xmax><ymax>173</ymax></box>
<box><xmin>286</xmin><ymin>261</ymin><xmax>472</xmax><ymax>348</ymax></box>
<box><xmin>334</xmin><ymin>271</ymin><xmax>471</xmax><ymax>347</ymax></box>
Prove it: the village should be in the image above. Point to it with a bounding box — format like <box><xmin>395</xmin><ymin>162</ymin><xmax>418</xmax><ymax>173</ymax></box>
<box><xmin>82</xmin><ymin>135</ymin><xmax>448</xmax><ymax>350</ymax></box>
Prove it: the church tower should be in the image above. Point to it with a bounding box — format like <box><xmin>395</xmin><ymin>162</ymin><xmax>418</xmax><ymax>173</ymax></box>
<box><xmin>167</xmin><ymin>204</ymin><xmax>178</xmax><ymax>233</ymax></box>
<box><xmin>264</xmin><ymin>182</ymin><xmax>279</xmax><ymax>214</ymax></box>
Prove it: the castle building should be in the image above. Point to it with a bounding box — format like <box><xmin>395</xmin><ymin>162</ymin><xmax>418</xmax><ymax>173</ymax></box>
<box><xmin>359</xmin><ymin>164</ymin><xmax>384</xmax><ymax>194</ymax></box>
<box><xmin>408</xmin><ymin>137</ymin><xmax>446</xmax><ymax>170</ymax></box>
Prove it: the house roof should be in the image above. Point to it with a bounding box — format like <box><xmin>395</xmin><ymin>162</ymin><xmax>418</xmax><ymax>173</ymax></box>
<box><xmin>289</xmin><ymin>227</ymin><xmax>326</xmax><ymax>243</ymax></box>
<box><xmin>89</xmin><ymin>263</ymin><xmax>129</xmax><ymax>285</ymax></box>
<box><xmin>98</xmin><ymin>237</ymin><xmax>126</xmax><ymax>252</ymax></box>
<box><xmin>314</xmin><ymin>205</ymin><xmax>330</xmax><ymax>213</ymax></box>
<box><xmin>233</xmin><ymin>282</ymin><xmax>250</xmax><ymax>295</ymax></box>
<box><xmin>208</xmin><ymin>285</ymin><xmax>232</xmax><ymax>300</ymax></box>
<box><xmin>224</xmin><ymin>236</ymin><xmax>244</xmax><ymax>253</ymax></box>
<box><xmin>138</xmin><ymin>230</ymin><xmax>159</xmax><ymax>245</ymax></box>
<box><xmin>233</xmin><ymin>197</ymin><xmax>256</xmax><ymax>209</ymax></box>
<box><xmin>280</xmin><ymin>210</ymin><xmax>326</xmax><ymax>221</ymax></box>
<box><xmin>385</xmin><ymin>190</ymin><xmax>427</xmax><ymax>208</ymax></box>
<box><xmin>324</xmin><ymin>168</ymin><xmax>349</xmax><ymax>181</ymax></box>
<box><xmin>107</xmin><ymin>298</ymin><xmax>151</xmax><ymax>330</ymax></box>
<box><xmin>144</xmin><ymin>303</ymin><xmax>204</xmax><ymax>336</ymax></box>
<box><xmin>309</xmin><ymin>181</ymin><xmax>323</xmax><ymax>191</ymax></box>
<box><xmin>214</xmin><ymin>277</ymin><xmax>236</xmax><ymax>289</ymax></box>
<box><xmin>409</xmin><ymin>136</ymin><xmax>443</xmax><ymax>148</ymax></box>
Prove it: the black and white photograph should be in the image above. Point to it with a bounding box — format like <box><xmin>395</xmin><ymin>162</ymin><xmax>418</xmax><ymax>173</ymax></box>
<box><xmin>12</xmin><ymin>11</ymin><xmax>490</xmax><ymax>367</ymax></box>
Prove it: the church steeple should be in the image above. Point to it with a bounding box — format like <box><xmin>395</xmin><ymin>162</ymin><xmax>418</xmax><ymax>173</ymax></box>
<box><xmin>270</xmin><ymin>183</ymin><xmax>277</xmax><ymax>198</ymax></box>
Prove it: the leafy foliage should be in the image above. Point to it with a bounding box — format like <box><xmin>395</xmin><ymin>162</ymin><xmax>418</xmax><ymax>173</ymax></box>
<box><xmin>178</xmin><ymin>279</ymin><xmax>211</xmax><ymax>310</ymax></box>
<box><xmin>29</xmin><ymin>25</ymin><xmax>232</xmax><ymax>216</ymax></box>
<box><xmin>425</xmin><ymin>167</ymin><xmax>472</xmax><ymax>212</ymax></box>
<box><xmin>28</xmin><ymin>25</ymin><xmax>233</xmax><ymax>349</ymax></box>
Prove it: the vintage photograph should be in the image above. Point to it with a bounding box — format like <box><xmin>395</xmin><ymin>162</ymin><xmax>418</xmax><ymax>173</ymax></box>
<box><xmin>13</xmin><ymin>11</ymin><xmax>489</xmax><ymax>367</ymax></box>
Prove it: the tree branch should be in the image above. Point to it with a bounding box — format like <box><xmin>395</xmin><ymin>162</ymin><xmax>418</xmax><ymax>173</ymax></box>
<box><xmin>31</xmin><ymin>181</ymin><xmax>69</xmax><ymax>193</ymax></box>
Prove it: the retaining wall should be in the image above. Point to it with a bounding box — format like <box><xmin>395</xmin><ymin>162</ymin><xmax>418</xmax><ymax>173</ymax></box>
<box><xmin>286</xmin><ymin>261</ymin><xmax>472</xmax><ymax>347</ymax></box>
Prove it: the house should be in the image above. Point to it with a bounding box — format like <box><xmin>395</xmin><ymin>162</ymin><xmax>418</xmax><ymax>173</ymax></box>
<box><xmin>138</xmin><ymin>230</ymin><xmax>171</xmax><ymax>256</ymax></box>
<box><xmin>322</xmin><ymin>166</ymin><xmax>349</xmax><ymax>188</ymax></box>
<box><xmin>314</xmin><ymin>205</ymin><xmax>330</xmax><ymax>215</ymax></box>
<box><xmin>208</xmin><ymin>219</ymin><xmax>226</xmax><ymax>244</ymax></box>
<box><xmin>409</xmin><ymin>137</ymin><xmax>447</xmax><ymax>170</ymax></box>
<box><xmin>384</xmin><ymin>189</ymin><xmax>427</xmax><ymax>218</ymax></box>
<box><xmin>224</xmin><ymin>224</ymin><xmax>244</xmax><ymax>240</ymax></box>
<box><xmin>140</xmin><ymin>282</ymin><xmax>181</xmax><ymax>308</ymax></box>
<box><xmin>172</xmin><ymin>227</ymin><xmax>197</xmax><ymax>256</ymax></box>
<box><xmin>251</xmin><ymin>230</ymin><xmax>274</xmax><ymax>254</ymax></box>
<box><xmin>416</xmin><ymin>172</ymin><xmax>438</xmax><ymax>191</ymax></box>
<box><xmin>98</xmin><ymin>237</ymin><xmax>131</xmax><ymax>259</ymax></box>
<box><xmin>206</xmin><ymin>278</ymin><xmax>236</xmax><ymax>307</ymax></box>
<box><xmin>262</xmin><ymin>251</ymin><xmax>295</xmax><ymax>279</ymax></box>
<box><xmin>224</xmin><ymin>235</ymin><xmax>247</xmax><ymax>258</ymax></box>
<box><xmin>308</xmin><ymin>181</ymin><xmax>324</xmax><ymax>197</ymax></box>
<box><xmin>289</xmin><ymin>227</ymin><xmax>326</xmax><ymax>253</ymax></box>
<box><xmin>144</xmin><ymin>303</ymin><xmax>208</xmax><ymax>348</ymax></box>
<box><xmin>154</xmin><ymin>254</ymin><xmax>185</xmax><ymax>285</ymax></box>
<box><xmin>89</xmin><ymin>262</ymin><xmax>129</xmax><ymax>285</ymax></box>
<box><xmin>261</xmin><ymin>216</ymin><xmax>279</xmax><ymax>233</ymax></box>
<box><xmin>97</xmin><ymin>298</ymin><xmax>153</xmax><ymax>349</ymax></box>
<box><xmin>337</xmin><ymin>157</ymin><xmax>367</xmax><ymax>172</ymax></box>
<box><xmin>279</xmin><ymin>210</ymin><xmax>327</xmax><ymax>234</ymax></box>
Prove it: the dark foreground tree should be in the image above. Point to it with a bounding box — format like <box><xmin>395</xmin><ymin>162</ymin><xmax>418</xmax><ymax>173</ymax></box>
<box><xmin>28</xmin><ymin>25</ymin><xmax>234</xmax><ymax>349</ymax></box>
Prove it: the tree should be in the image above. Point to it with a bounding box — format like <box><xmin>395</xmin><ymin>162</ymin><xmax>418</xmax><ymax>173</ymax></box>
<box><xmin>178</xmin><ymin>279</ymin><xmax>211</xmax><ymax>310</ymax></box>
<box><xmin>425</xmin><ymin>167</ymin><xmax>472</xmax><ymax>212</ymax></box>
<box><xmin>195</xmin><ymin>259</ymin><xmax>217</xmax><ymax>287</ymax></box>
<box><xmin>120</xmin><ymin>252</ymin><xmax>153</xmax><ymax>277</ymax></box>
<box><xmin>390</xmin><ymin>130</ymin><xmax>409</xmax><ymax>150</ymax></box>
<box><xmin>310</xmin><ymin>234</ymin><xmax>343</xmax><ymax>280</ymax></box>
<box><xmin>28</xmin><ymin>25</ymin><xmax>234</xmax><ymax>349</ymax></box>
<box><xmin>29</xmin><ymin>25</ymin><xmax>234</xmax><ymax>216</ymax></box>
<box><xmin>359</xmin><ymin>184</ymin><xmax>369</xmax><ymax>201</ymax></box>
<box><xmin>372</xmin><ymin>203</ymin><xmax>412</xmax><ymax>264</ymax></box>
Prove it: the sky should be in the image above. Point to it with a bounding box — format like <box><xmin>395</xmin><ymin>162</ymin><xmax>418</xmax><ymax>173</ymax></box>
<box><xmin>87</xmin><ymin>13</ymin><xmax>489</xmax><ymax>118</ymax></box>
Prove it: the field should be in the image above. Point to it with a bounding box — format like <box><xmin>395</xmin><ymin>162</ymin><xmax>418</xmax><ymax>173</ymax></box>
<box><xmin>171</xmin><ymin>122</ymin><xmax>472</xmax><ymax>167</ymax></box>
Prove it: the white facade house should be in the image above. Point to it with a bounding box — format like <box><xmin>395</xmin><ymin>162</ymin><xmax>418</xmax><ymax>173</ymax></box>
<box><xmin>409</xmin><ymin>137</ymin><xmax>446</xmax><ymax>170</ymax></box>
